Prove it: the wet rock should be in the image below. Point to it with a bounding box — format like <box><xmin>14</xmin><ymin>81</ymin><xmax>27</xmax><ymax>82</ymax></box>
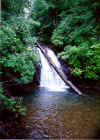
<box><xmin>33</xmin><ymin>62</ymin><xmax>41</xmax><ymax>84</ymax></box>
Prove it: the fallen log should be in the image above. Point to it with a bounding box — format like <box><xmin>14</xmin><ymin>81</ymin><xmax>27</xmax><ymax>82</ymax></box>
<box><xmin>35</xmin><ymin>42</ymin><xmax>82</xmax><ymax>95</ymax></box>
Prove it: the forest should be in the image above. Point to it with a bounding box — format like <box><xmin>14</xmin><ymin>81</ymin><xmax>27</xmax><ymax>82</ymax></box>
<box><xmin>0</xmin><ymin>0</ymin><xmax>100</xmax><ymax>139</ymax></box>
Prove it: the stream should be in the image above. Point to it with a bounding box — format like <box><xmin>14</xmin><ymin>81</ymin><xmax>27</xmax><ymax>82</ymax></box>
<box><xmin>23</xmin><ymin>86</ymin><xmax>100</xmax><ymax>139</ymax></box>
<box><xmin>21</xmin><ymin>46</ymin><xmax>100</xmax><ymax>139</ymax></box>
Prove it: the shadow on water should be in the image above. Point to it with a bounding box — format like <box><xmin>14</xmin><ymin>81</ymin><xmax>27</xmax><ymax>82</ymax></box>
<box><xmin>22</xmin><ymin>86</ymin><xmax>100</xmax><ymax>139</ymax></box>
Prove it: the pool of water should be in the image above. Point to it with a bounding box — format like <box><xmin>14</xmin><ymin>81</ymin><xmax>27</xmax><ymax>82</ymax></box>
<box><xmin>23</xmin><ymin>87</ymin><xmax>100</xmax><ymax>139</ymax></box>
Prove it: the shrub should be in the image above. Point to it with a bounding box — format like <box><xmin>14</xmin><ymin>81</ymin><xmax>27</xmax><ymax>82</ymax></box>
<box><xmin>58</xmin><ymin>43</ymin><xmax>100</xmax><ymax>80</ymax></box>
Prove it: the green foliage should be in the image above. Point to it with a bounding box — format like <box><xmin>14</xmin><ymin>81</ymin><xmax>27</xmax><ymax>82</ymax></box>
<box><xmin>51</xmin><ymin>0</ymin><xmax>97</xmax><ymax>46</ymax></box>
<box><xmin>31</xmin><ymin>0</ymin><xmax>69</xmax><ymax>37</ymax></box>
<box><xmin>13</xmin><ymin>97</ymin><xmax>27</xmax><ymax>116</ymax></box>
<box><xmin>0</xmin><ymin>87</ymin><xmax>3</xmax><ymax>95</ymax></box>
<box><xmin>0</xmin><ymin>52</ymin><xmax>37</xmax><ymax>83</ymax></box>
<box><xmin>0</xmin><ymin>20</ymin><xmax>38</xmax><ymax>83</ymax></box>
<box><xmin>0</xmin><ymin>0</ymin><xmax>40</xmax><ymax>84</ymax></box>
<box><xmin>31</xmin><ymin>0</ymin><xmax>100</xmax><ymax>46</ymax></box>
<box><xmin>0</xmin><ymin>0</ymin><xmax>39</xmax><ymax>114</ymax></box>
<box><xmin>0</xmin><ymin>89</ymin><xmax>26</xmax><ymax>116</ymax></box>
<box><xmin>1</xmin><ymin>0</ymin><xmax>27</xmax><ymax>18</ymax></box>
<box><xmin>58</xmin><ymin>43</ymin><xmax>100</xmax><ymax>80</ymax></box>
<box><xmin>31</xmin><ymin>0</ymin><xmax>54</xmax><ymax>36</ymax></box>
<box><xmin>32</xmin><ymin>0</ymin><xmax>100</xmax><ymax>80</ymax></box>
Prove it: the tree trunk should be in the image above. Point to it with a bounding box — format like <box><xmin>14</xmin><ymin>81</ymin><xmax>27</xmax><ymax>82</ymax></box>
<box><xmin>35</xmin><ymin>42</ymin><xmax>82</xmax><ymax>95</ymax></box>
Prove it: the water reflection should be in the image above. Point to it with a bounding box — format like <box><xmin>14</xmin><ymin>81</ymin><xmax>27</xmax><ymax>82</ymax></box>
<box><xmin>24</xmin><ymin>87</ymin><xmax>100</xmax><ymax>139</ymax></box>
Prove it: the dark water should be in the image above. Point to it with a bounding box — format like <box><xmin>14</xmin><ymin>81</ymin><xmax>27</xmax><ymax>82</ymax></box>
<box><xmin>23</xmin><ymin>87</ymin><xmax>100</xmax><ymax>139</ymax></box>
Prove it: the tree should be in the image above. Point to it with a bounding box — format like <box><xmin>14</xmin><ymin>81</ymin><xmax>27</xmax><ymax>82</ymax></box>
<box><xmin>32</xmin><ymin>0</ymin><xmax>100</xmax><ymax>80</ymax></box>
<box><xmin>0</xmin><ymin>0</ymin><xmax>39</xmax><ymax>112</ymax></box>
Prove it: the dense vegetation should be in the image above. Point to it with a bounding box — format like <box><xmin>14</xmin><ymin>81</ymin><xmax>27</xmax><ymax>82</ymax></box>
<box><xmin>0</xmin><ymin>0</ymin><xmax>39</xmax><ymax>113</ymax></box>
<box><xmin>1</xmin><ymin>0</ymin><xmax>100</xmax><ymax>138</ymax></box>
<box><xmin>0</xmin><ymin>0</ymin><xmax>100</xmax><ymax>114</ymax></box>
<box><xmin>32</xmin><ymin>0</ymin><xmax>100</xmax><ymax>80</ymax></box>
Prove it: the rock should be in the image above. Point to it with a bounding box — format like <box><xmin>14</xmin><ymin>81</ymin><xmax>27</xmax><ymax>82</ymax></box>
<box><xmin>33</xmin><ymin>62</ymin><xmax>41</xmax><ymax>84</ymax></box>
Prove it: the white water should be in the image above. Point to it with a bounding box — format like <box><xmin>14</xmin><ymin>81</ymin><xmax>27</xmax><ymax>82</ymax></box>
<box><xmin>38</xmin><ymin>47</ymin><xmax>68</xmax><ymax>91</ymax></box>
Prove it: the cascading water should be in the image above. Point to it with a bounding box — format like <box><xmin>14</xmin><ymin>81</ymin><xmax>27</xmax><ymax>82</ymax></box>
<box><xmin>37</xmin><ymin>47</ymin><xmax>68</xmax><ymax>91</ymax></box>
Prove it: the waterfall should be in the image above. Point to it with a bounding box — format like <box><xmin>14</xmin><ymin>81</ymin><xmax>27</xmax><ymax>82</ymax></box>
<box><xmin>37</xmin><ymin>47</ymin><xmax>69</xmax><ymax>91</ymax></box>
